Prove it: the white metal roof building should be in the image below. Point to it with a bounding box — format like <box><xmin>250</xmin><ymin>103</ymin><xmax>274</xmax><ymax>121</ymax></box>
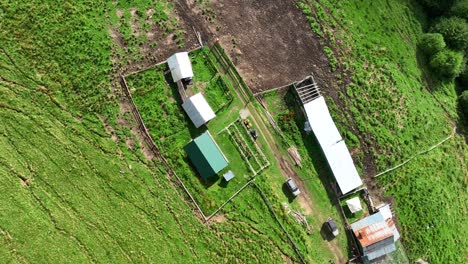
<box><xmin>346</xmin><ymin>196</ymin><xmax>363</xmax><ymax>214</ymax></box>
<box><xmin>182</xmin><ymin>93</ymin><xmax>216</xmax><ymax>128</ymax></box>
<box><xmin>296</xmin><ymin>77</ymin><xmax>363</xmax><ymax>195</ymax></box>
<box><xmin>167</xmin><ymin>52</ymin><xmax>194</xmax><ymax>82</ymax></box>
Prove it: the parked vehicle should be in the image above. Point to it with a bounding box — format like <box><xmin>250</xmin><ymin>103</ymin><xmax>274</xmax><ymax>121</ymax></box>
<box><xmin>326</xmin><ymin>218</ymin><xmax>339</xmax><ymax>237</ymax></box>
<box><xmin>250</xmin><ymin>129</ymin><xmax>258</xmax><ymax>140</ymax></box>
<box><xmin>286</xmin><ymin>178</ymin><xmax>300</xmax><ymax>196</ymax></box>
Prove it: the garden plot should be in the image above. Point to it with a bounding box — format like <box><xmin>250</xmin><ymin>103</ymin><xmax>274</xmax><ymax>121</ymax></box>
<box><xmin>222</xmin><ymin>119</ymin><xmax>269</xmax><ymax>175</ymax></box>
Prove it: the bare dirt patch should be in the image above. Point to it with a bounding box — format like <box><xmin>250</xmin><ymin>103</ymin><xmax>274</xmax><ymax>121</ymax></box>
<box><xmin>210</xmin><ymin>213</ymin><xmax>228</xmax><ymax>223</ymax></box>
<box><xmin>175</xmin><ymin>2</ymin><xmax>373</xmax><ymax>184</ymax></box>
<box><xmin>185</xmin><ymin>0</ymin><xmax>332</xmax><ymax>93</ymax></box>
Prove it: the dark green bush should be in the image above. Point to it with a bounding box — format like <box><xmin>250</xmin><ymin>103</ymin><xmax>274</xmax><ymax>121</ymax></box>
<box><xmin>458</xmin><ymin>64</ymin><xmax>468</xmax><ymax>90</ymax></box>
<box><xmin>417</xmin><ymin>0</ymin><xmax>455</xmax><ymax>16</ymax></box>
<box><xmin>429</xmin><ymin>49</ymin><xmax>465</xmax><ymax>78</ymax></box>
<box><xmin>450</xmin><ymin>0</ymin><xmax>468</xmax><ymax>20</ymax></box>
<box><xmin>431</xmin><ymin>17</ymin><xmax>468</xmax><ymax>52</ymax></box>
<box><xmin>419</xmin><ymin>33</ymin><xmax>446</xmax><ymax>55</ymax></box>
<box><xmin>459</xmin><ymin>90</ymin><xmax>468</xmax><ymax>114</ymax></box>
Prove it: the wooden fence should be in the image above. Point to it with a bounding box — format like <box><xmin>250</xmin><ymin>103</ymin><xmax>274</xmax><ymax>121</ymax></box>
<box><xmin>119</xmin><ymin>75</ymin><xmax>207</xmax><ymax>220</ymax></box>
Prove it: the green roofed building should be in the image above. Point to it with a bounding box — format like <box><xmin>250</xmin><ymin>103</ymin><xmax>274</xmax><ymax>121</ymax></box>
<box><xmin>184</xmin><ymin>131</ymin><xmax>228</xmax><ymax>179</ymax></box>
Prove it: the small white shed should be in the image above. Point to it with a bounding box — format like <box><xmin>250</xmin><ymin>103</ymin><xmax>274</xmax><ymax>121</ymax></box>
<box><xmin>182</xmin><ymin>93</ymin><xmax>216</xmax><ymax>128</ymax></box>
<box><xmin>167</xmin><ymin>52</ymin><xmax>194</xmax><ymax>83</ymax></box>
<box><xmin>346</xmin><ymin>197</ymin><xmax>363</xmax><ymax>214</ymax></box>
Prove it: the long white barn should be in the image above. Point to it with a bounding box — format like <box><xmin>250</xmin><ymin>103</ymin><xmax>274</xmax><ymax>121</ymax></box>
<box><xmin>297</xmin><ymin>78</ymin><xmax>362</xmax><ymax>195</ymax></box>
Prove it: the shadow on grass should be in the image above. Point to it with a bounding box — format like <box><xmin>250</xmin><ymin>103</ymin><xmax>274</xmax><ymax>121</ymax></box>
<box><xmin>281</xmin><ymin>182</ymin><xmax>297</xmax><ymax>203</ymax></box>
<box><xmin>202</xmin><ymin>175</ymin><xmax>220</xmax><ymax>188</ymax></box>
<box><xmin>218</xmin><ymin>178</ymin><xmax>229</xmax><ymax>188</ymax></box>
<box><xmin>320</xmin><ymin>222</ymin><xmax>336</xmax><ymax>242</ymax></box>
<box><xmin>182</xmin><ymin>155</ymin><xmax>220</xmax><ymax>189</ymax></box>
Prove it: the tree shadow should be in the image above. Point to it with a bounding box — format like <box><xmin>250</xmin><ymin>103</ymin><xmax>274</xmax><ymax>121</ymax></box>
<box><xmin>456</xmin><ymin>103</ymin><xmax>468</xmax><ymax>144</ymax></box>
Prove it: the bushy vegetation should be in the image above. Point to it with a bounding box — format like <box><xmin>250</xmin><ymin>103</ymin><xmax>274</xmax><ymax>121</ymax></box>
<box><xmin>417</xmin><ymin>0</ymin><xmax>455</xmax><ymax>16</ymax></box>
<box><xmin>297</xmin><ymin>0</ymin><xmax>467</xmax><ymax>262</ymax></box>
<box><xmin>418</xmin><ymin>33</ymin><xmax>446</xmax><ymax>55</ymax></box>
<box><xmin>429</xmin><ymin>49</ymin><xmax>465</xmax><ymax>78</ymax></box>
<box><xmin>460</xmin><ymin>90</ymin><xmax>468</xmax><ymax>114</ymax></box>
<box><xmin>450</xmin><ymin>0</ymin><xmax>468</xmax><ymax>19</ymax></box>
<box><xmin>416</xmin><ymin>1</ymin><xmax>468</xmax><ymax>112</ymax></box>
<box><xmin>459</xmin><ymin>66</ymin><xmax>468</xmax><ymax>90</ymax></box>
<box><xmin>430</xmin><ymin>16</ymin><xmax>468</xmax><ymax>53</ymax></box>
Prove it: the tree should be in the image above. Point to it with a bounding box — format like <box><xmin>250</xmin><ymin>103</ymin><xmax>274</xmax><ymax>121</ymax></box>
<box><xmin>459</xmin><ymin>90</ymin><xmax>468</xmax><ymax>115</ymax></box>
<box><xmin>417</xmin><ymin>0</ymin><xmax>455</xmax><ymax>16</ymax></box>
<box><xmin>419</xmin><ymin>33</ymin><xmax>446</xmax><ymax>55</ymax></box>
<box><xmin>429</xmin><ymin>49</ymin><xmax>465</xmax><ymax>78</ymax></box>
<box><xmin>450</xmin><ymin>0</ymin><xmax>468</xmax><ymax>20</ymax></box>
<box><xmin>431</xmin><ymin>17</ymin><xmax>468</xmax><ymax>52</ymax></box>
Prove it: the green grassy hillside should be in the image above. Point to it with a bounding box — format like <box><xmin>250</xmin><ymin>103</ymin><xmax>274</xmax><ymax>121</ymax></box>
<box><xmin>299</xmin><ymin>0</ymin><xmax>467</xmax><ymax>262</ymax></box>
<box><xmin>0</xmin><ymin>1</ymin><xmax>341</xmax><ymax>263</ymax></box>
<box><xmin>0</xmin><ymin>1</ymin><xmax>283</xmax><ymax>263</ymax></box>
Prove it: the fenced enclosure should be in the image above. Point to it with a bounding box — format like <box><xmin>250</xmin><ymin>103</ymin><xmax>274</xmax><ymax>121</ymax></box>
<box><xmin>120</xmin><ymin>44</ymin><xmax>272</xmax><ymax>217</ymax></box>
<box><xmin>223</xmin><ymin>119</ymin><xmax>270</xmax><ymax>175</ymax></box>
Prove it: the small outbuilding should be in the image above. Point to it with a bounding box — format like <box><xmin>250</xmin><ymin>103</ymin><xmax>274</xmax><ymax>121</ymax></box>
<box><xmin>346</xmin><ymin>197</ymin><xmax>363</xmax><ymax>214</ymax></box>
<box><xmin>182</xmin><ymin>93</ymin><xmax>216</xmax><ymax>128</ymax></box>
<box><xmin>223</xmin><ymin>170</ymin><xmax>235</xmax><ymax>182</ymax></box>
<box><xmin>167</xmin><ymin>52</ymin><xmax>194</xmax><ymax>83</ymax></box>
<box><xmin>350</xmin><ymin>204</ymin><xmax>401</xmax><ymax>263</ymax></box>
<box><xmin>184</xmin><ymin>131</ymin><xmax>228</xmax><ymax>179</ymax></box>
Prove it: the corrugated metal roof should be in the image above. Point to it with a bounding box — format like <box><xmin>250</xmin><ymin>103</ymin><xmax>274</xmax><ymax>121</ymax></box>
<box><xmin>351</xmin><ymin>211</ymin><xmax>399</xmax><ymax>260</ymax></box>
<box><xmin>365</xmin><ymin>238</ymin><xmax>397</xmax><ymax>261</ymax></box>
<box><xmin>378</xmin><ymin>204</ymin><xmax>401</xmax><ymax>241</ymax></box>
<box><xmin>167</xmin><ymin>52</ymin><xmax>194</xmax><ymax>82</ymax></box>
<box><xmin>351</xmin><ymin>211</ymin><xmax>385</xmax><ymax>230</ymax></box>
<box><xmin>351</xmin><ymin>212</ymin><xmax>395</xmax><ymax>247</ymax></box>
<box><xmin>182</xmin><ymin>93</ymin><xmax>216</xmax><ymax>128</ymax></box>
<box><xmin>184</xmin><ymin>131</ymin><xmax>228</xmax><ymax>179</ymax></box>
<box><xmin>302</xmin><ymin>96</ymin><xmax>363</xmax><ymax>194</ymax></box>
<box><xmin>354</xmin><ymin>220</ymin><xmax>394</xmax><ymax>247</ymax></box>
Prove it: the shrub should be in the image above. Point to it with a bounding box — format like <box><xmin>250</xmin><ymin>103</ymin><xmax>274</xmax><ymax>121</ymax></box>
<box><xmin>459</xmin><ymin>90</ymin><xmax>468</xmax><ymax>114</ymax></box>
<box><xmin>419</xmin><ymin>33</ymin><xmax>446</xmax><ymax>55</ymax></box>
<box><xmin>429</xmin><ymin>49</ymin><xmax>465</xmax><ymax>78</ymax></box>
<box><xmin>417</xmin><ymin>0</ymin><xmax>455</xmax><ymax>16</ymax></box>
<box><xmin>431</xmin><ymin>17</ymin><xmax>468</xmax><ymax>52</ymax></box>
<box><xmin>450</xmin><ymin>0</ymin><xmax>468</xmax><ymax>20</ymax></box>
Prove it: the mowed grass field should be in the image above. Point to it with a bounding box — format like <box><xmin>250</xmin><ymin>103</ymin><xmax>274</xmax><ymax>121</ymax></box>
<box><xmin>295</xmin><ymin>0</ymin><xmax>467</xmax><ymax>263</ymax></box>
